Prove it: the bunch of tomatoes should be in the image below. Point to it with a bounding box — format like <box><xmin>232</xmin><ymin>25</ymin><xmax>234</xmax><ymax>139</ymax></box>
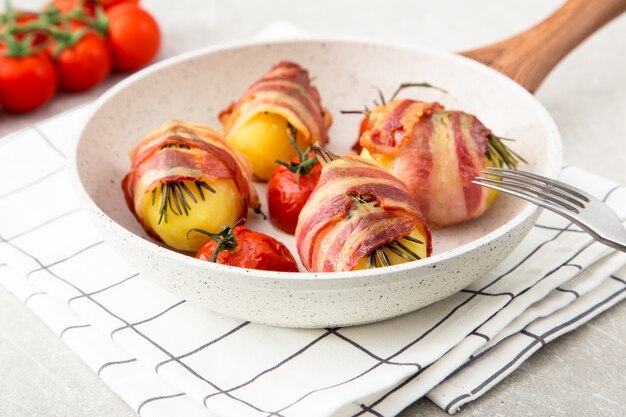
<box><xmin>0</xmin><ymin>0</ymin><xmax>160</xmax><ymax>113</ymax></box>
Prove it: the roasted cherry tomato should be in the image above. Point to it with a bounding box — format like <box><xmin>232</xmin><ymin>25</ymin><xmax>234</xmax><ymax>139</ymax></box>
<box><xmin>351</xmin><ymin>117</ymin><xmax>370</xmax><ymax>153</ymax></box>
<box><xmin>106</xmin><ymin>3</ymin><xmax>159</xmax><ymax>71</ymax></box>
<box><xmin>193</xmin><ymin>222</ymin><xmax>298</xmax><ymax>272</ymax></box>
<box><xmin>0</xmin><ymin>50</ymin><xmax>57</xmax><ymax>113</ymax></box>
<box><xmin>358</xmin><ymin>117</ymin><xmax>370</xmax><ymax>137</ymax></box>
<box><xmin>53</xmin><ymin>31</ymin><xmax>111</xmax><ymax>91</ymax></box>
<box><xmin>267</xmin><ymin>148</ymin><xmax>321</xmax><ymax>235</ymax></box>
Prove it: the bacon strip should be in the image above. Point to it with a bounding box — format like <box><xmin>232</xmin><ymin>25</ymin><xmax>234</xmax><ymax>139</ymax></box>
<box><xmin>359</xmin><ymin>99</ymin><xmax>442</xmax><ymax>157</ymax></box>
<box><xmin>295</xmin><ymin>155</ymin><xmax>431</xmax><ymax>272</ymax></box>
<box><xmin>122</xmin><ymin>120</ymin><xmax>258</xmax><ymax>238</ymax></box>
<box><xmin>359</xmin><ymin>99</ymin><xmax>493</xmax><ymax>227</ymax></box>
<box><xmin>219</xmin><ymin>61</ymin><xmax>330</xmax><ymax>145</ymax></box>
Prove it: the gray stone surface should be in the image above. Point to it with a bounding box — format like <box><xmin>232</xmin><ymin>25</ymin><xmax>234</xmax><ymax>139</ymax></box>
<box><xmin>1</xmin><ymin>0</ymin><xmax>625</xmax><ymax>416</ymax></box>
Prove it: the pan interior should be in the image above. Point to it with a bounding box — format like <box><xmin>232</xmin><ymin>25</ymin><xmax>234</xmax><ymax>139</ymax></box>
<box><xmin>75</xmin><ymin>39</ymin><xmax>561</xmax><ymax>275</ymax></box>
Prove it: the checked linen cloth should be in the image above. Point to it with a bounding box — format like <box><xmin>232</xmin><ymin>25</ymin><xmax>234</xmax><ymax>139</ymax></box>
<box><xmin>1</xmin><ymin>105</ymin><xmax>626</xmax><ymax>417</ymax></box>
<box><xmin>2</xmin><ymin>20</ymin><xmax>626</xmax><ymax>413</ymax></box>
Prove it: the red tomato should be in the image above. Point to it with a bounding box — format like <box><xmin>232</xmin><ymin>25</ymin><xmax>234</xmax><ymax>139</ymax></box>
<box><xmin>0</xmin><ymin>11</ymin><xmax>49</xmax><ymax>45</ymax></box>
<box><xmin>106</xmin><ymin>3</ymin><xmax>160</xmax><ymax>71</ymax></box>
<box><xmin>50</xmin><ymin>0</ymin><xmax>78</xmax><ymax>12</ymax></box>
<box><xmin>358</xmin><ymin>117</ymin><xmax>371</xmax><ymax>137</ymax></box>
<box><xmin>351</xmin><ymin>117</ymin><xmax>370</xmax><ymax>153</ymax></box>
<box><xmin>267</xmin><ymin>153</ymin><xmax>322</xmax><ymax>234</ymax></box>
<box><xmin>195</xmin><ymin>226</ymin><xmax>298</xmax><ymax>272</ymax></box>
<box><xmin>54</xmin><ymin>32</ymin><xmax>111</xmax><ymax>91</ymax></box>
<box><xmin>0</xmin><ymin>51</ymin><xmax>57</xmax><ymax>113</ymax></box>
<box><xmin>51</xmin><ymin>0</ymin><xmax>139</xmax><ymax>13</ymax></box>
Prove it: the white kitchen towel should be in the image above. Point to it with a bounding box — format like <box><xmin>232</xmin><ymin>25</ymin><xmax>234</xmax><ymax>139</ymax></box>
<box><xmin>1</xmin><ymin>93</ymin><xmax>625</xmax><ymax>417</ymax></box>
<box><xmin>1</xmin><ymin>28</ymin><xmax>625</xmax><ymax>417</ymax></box>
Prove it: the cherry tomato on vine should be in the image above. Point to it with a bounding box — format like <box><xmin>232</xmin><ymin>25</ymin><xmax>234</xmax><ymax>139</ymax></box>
<box><xmin>267</xmin><ymin>150</ymin><xmax>321</xmax><ymax>235</ymax></box>
<box><xmin>51</xmin><ymin>0</ymin><xmax>139</xmax><ymax>14</ymax></box>
<box><xmin>53</xmin><ymin>31</ymin><xmax>111</xmax><ymax>92</ymax></box>
<box><xmin>106</xmin><ymin>3</ymin><xmax>160</xmax><ymax>71</ymax></box>
<box><xmin>9</xmin><ymin>10</ymin><xmax>48</xmax><ymax>45</ymax></box>
<box><xmin>0</xmin><ymin>50</ymin><xmax>57</xmax><ymax>113</ymax></box>
<box><xmin>193</xmin><ymin>223</ymin><xmax>298</xmax><ymax>272</ymax></box>
<box><xmin>0</xmin><ymin>11</ymin><xmax>49</xmax><ymax>45</ymax></box>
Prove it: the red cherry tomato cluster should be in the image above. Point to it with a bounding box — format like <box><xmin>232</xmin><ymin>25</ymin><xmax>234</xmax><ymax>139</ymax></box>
<box><xmin>0</xmin><ymin>0</ymin><xmax>160</xmax><ymax>113</ymax></box>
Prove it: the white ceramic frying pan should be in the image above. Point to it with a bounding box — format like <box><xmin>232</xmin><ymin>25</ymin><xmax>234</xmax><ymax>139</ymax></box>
<box><xmin>71</xmin><ymin>0</ymin><xmax>626</xmax><ymax>327</ymax></box>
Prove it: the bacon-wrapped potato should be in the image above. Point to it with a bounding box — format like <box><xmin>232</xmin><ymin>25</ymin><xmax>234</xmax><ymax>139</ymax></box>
<box><xmin>295</xmin><ymin>149</ymin><xmax>431</xmax><ymax>272</ymax></box>
<box><xmin>122</xmin><ymin>120</ymin><xmax>258</xmax><ymax>252</ymax></box>
<box><xmin>219</xmin><ymin>60</ymin><xmax>331</xmax><ymax>181</ymax></box>
<box><xmin>358</xmin><ymin>99</ymin><xmax>524</xmax><ymax>228</ymax></box>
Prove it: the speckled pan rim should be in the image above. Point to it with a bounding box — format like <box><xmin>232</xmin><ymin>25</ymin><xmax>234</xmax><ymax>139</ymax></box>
<box><xmin>70</xmin><ymin>36</ymin><xmax>563</xmax><ymax>284</ymax></box>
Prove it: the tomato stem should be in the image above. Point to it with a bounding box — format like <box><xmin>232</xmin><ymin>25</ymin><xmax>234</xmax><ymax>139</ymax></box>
<box><xmin>187</xmin><ymin>219</ymin><xmax>245</xmax><ymax>262</ymax></box>
<box><xmin>91</xmin><ymin>5</ymin><xmax>109</xmax><ymax>37</ymax></box>
<box><xmin>0</xmin><ymin>1</ymin><xmax>109</xmax><ymax>57</ymax></box>
<box><xmin>1</xmin><ymin>32</ymin><xmax>48</xmax><ymax>57</ymax></box>
<box><xmin>274</xmin><ymin>122</ymin><xmax>318</xmax><ymax>189</ymax></box>
<box><xmin>254</xmin><ymin>204</ymin><xmax>267</xmax><ymax>220</ymax></box>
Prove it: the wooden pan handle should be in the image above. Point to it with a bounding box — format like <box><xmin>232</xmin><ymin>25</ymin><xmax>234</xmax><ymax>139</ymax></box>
<box><xmin>461</xmin><ymin>0</ymin><xmax>626</xmax><ymax>92</ymax></box>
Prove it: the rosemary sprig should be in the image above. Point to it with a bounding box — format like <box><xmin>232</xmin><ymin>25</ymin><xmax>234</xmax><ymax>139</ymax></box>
<box><xmin>275</xmin><ymin>122</ymin><xmax>318</xmax><ymax>189</ymax></box>
<box><xmin>366</xmin><ymin>238</ymin><xmax>424</xmax><ymax>269</ymax></box>
<box><xmin>154</xmin><ymin>180</ymin><xmax>216</xmax><ymax>225</ymax></box>
<box><xmin>386</xmin><ymin>241</ymin><xmax>414</xmax><ymax>262</ymax></box>
<box><xmin>347</xmin><ymin>190</ymin><xmax>425</xmax><ymax>269</ymax></box>
<box><xmin>388</xmin><ymin>82</ymin><xmax>449</xmax><ymax>101</ymax></box>
<box><xmin>340</xmin><ymin>82</ymin><xmax>448</xmax><ymax>116</ymax></box>
<box><xmin>374</xmin><ymin>86</ymin><xmax>386</xmax><ymax>106</ymax></box>
<box><xmin>340</xmin><ymin>109</ymin><xmax>370</xmax><ymax>115</ymax></box>
<box><xmin>402</xmin><ymin>235</ymin><xmax>423</xmax><ymax>244</ymax></box>
<box><xmin>158</xmin><ymin>183</ymin><xmax>169</xmax><ymax>224</ymax></box>
<box><xmin>395</xmin><ymin>238</ymin><xmax>422</xmax><ymax>260</ymax></box>
<box><xmin>349</xmin><ymin>193</ymin><xmax>375</xmax><ymax>204</ymax></box>
<box><xmin>179</xmin><ymin>182</ymin><xmax>198</xmax><ymax>204</ymax></box>
<box><xmin>310</xmin><ymin>145</ymin><xmax>338</xmax><ymax>165</ymax></box>
<box><xmin>485</xmin><ymin>134</ymin><xmax>527</xmax><ymax>169</ymax></box>
<box><xmin>195</xmin><ymin>181</ymin><xmax>215</xmax><ymax>200</ymax></box>
<box><xmin>161</xmin><ymin>143</ymin><xmax>191</xmax><ymax>150</ymax></box>
<box><xmin>187</xmin><ymin>219</ymin><xmax>245</xmax><ymax>262</ymax></box>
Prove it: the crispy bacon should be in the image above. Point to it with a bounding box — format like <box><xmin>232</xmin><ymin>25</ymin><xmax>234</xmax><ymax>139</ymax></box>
<box><xmin>219</xmin><ymin>60</ymin><xmax>331</xmax><ymax>145</ymax></box>
<box><xmin>295</xmin><ymin>154</ymin><xmax>431</xmax><ymax>272</ymax></box>
<box><xmin>359</xmin><ymin>99</ymin><xmax>442</xmax><ymax>157</ymax></box>
<box><xmin>122</xmin><ymin>120</ymin><xmax>258</xmax><ymax>238</ymax></box>
<box><xmin>359</xmin><ymin>99</ymin><xmax>493</xmax><ymax>227</ymax></box>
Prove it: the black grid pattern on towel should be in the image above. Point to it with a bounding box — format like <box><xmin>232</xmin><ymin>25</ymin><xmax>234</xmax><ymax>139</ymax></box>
<box><xmin>443</xmin><ymin>277</ymin><xmax>626</xmax><ymax>414</ymax></box>
<box><xmin>347</xmin><ymin>184</ymin><xmax>625</xmax><ymax>416</ymax></box>
<box><xmin>1</xmin><ymin>120</ymin><xmax>625</xmax><ymax>417</ymax></box>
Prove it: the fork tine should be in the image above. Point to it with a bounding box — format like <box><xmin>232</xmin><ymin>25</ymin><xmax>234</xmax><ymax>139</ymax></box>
<box><xmin>471</xmin><ymin>179</ymin><xmax>579</xmax><ymax>221</ymax></box>
<box><xmin>475</xmin><ymin>177</ymin><xmax>581</xmax><ymax>213</ymax></box>
<box><xmin>477</xmin><ymin>173</ymin><xmax>585</xmax><ymax>209</ymax></box>
<box><xmin>472</xmin><ymin>180</ymin><xmax>580</xmax><ymax>222</ymax></box>
<box><xmin>484</xmin><ymin>167</ymin><xmax>591</xmax><ymax>202</ymax></box>
<box><xmin>477</xmin><ymin>171</ymin><xmax>626</xmax><ymax>254</ymax></box>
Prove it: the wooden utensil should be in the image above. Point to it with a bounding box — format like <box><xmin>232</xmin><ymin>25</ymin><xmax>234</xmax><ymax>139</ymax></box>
<box><xmin>462</xmin><ymin>0</ymin><xmax>626</xmax><ymax>92</ymax></box>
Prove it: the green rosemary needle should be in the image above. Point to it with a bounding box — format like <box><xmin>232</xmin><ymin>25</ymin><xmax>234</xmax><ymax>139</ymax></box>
<box><xmin>155</xmin><ymin>180</ymin><xmax>216</xmax><ymax>225</ymax></box>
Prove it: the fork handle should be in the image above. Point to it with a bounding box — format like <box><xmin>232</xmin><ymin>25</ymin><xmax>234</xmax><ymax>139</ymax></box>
<box><xmin>461</xmin><ymin>0</ymin><xmax>626</xmax><ymax>92</ymax></box>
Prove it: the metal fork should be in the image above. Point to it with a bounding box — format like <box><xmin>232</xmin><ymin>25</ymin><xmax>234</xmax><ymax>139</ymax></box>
<box><xmin>472</xmin><ymin>167</ymin><xmax>626</xmax><ymax>252</ymax></box>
